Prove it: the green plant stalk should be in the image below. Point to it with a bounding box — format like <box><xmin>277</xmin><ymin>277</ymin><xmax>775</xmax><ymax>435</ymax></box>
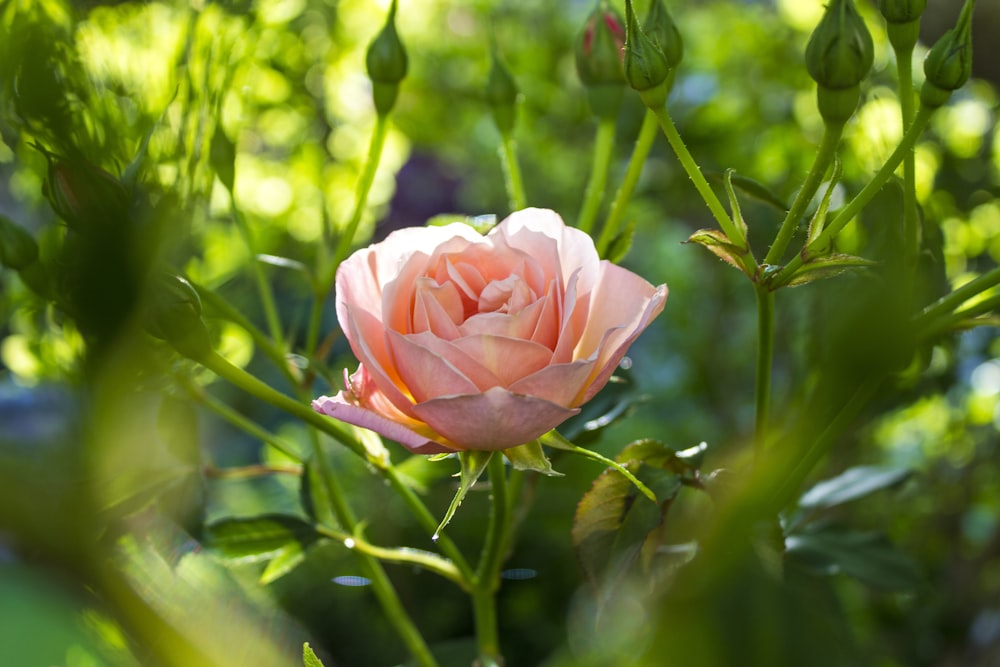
<box><xmin>499</xmin><ymin>130</ymin><xmax>527</xmax><ymax>211</ymax></box>
<box><xmin>332</xmin><ymin>114</ymin><xmax>389</xmax><ymax>269</ymax></box>
<box><xmin>231</xmin><ymin>203</ymin><xmax>285</xmax><ymax>350</ymax></box>
<box><xmin>192</xmin><ymin>283</ymin><xmax>301</xmax><ymax>385</ymax></box>
<box><xmin>771</xmin><ymin>105</ymin><xmax>934</xmax><ymax>287</ymax></box>
<box><xmin>918</xmin><ymin>293</ymin><xmax>1000</xmax><ymax>342</ymax></box>
<box><xmin>176</xmin><ymin>374</ymin><xmax>304</xmax><ymax>462</ymax></box>
<box><xmin>597</xmin><ymin>110</ymin><xmax>658</xmax><ymax>256</ymax></box>
<box><xmin>898</xmin><ymin>51</ymin><xmax>920</xmax><ymax>294</ymax></box>
<box><xmin>764</xmin><ymin>122</ymin><xmax>844</xmax><ymax>265</ymax></box>
<box><xmin>306</xmin><ymin>431</ymin><xmax>440</xmax><ymax>667</ymax></box>
<box><xmin>577</xmin><ymin>117</ymin><xmax>617</xmax><ymax>233</ymax></box>
<box><xmin>767</xmin><ymin>375</ymin><xmax>883</xmax><ymax>511</ymax></box>
<box><xmin>918</xmin><ymin>266</ymin><xmax>1000</xmax><ymax>324</ymax></box>
<box><xmin>753</xmin><ymin>285</ymin><xmax>774</xmax><ymax>458</ymax></box>
<box><xmin>650</xmin><ymin>105</ymin><xmax>749</xmax><ymax>268</ymax></box>
<box><xmin>472</xmin><ymin>453</ymin><xmax>509</xmax><ymax>666</ymax></box>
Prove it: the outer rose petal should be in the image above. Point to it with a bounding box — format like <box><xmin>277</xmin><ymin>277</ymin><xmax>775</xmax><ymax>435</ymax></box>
<box><xmin>413</xmin><ymin>387</ymin><xmax>580</xmax><ymax>451</ymax></box>
<box><xmin>313</xmin><ymin>393</ymin><xmax>453</xmax><ymax>455</ymax></box>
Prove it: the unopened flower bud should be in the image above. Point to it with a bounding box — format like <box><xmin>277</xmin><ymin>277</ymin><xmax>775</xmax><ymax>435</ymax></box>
<box><xmin>645</xmin><ymin>0</ymin><xmax>683</xmax><ymax>70</ymax></box>
<box><xmin>485</xmin><ymin>45</ymin><xmax>520</xmax><ymax>135</ymax></box>
<box><xmin>146</xmin><ymin>274</ymin><xmax>212</xmax><ymax>360</ymax></box>
<box><xmin>920</xmin><ymin>0</ymin><xmax>974</xmax><ymax>108</ymax></box>
<box><xmin>0</xmin><ymin>215</ymin><xmax>39</xmax><ymax>271</ymax></box>
<box><xmin>805</xmin><ymin>0</ymin><xmax>874</xmax><ymax>91</ymax></box>
<box><xmin>624</xmin><ymin>0</ymin><xmax>671</xmax><ymax>108</ymax></box>
<box><xmin>576</xmin><ymin>1</ymin><xmax>626</xmax><ymax>118</ymax></box>
<box><xmin>878</xmin><ymin>0</ymin><xmax>927</xmax><ymax>24</ymax></box>
<box><xmin>44</xmin><ymin>156</ymin><xmax>130</xmax><ymax>229</ymax></box>
<box><xmin>365</xmin><ymin>0</ymin><xmax>408</xmax><ymax>116</ymax></box>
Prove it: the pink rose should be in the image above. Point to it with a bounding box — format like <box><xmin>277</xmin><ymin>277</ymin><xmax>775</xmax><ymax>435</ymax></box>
<box><xmin>312</xmin><ymin>208</ymin><xmax>667</xmax><ymax>454</ymax></box>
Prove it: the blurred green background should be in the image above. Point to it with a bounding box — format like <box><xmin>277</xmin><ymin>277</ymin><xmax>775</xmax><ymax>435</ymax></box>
<box><xmin>1</xmin><ymin>0</ymin><xmax>1000</xmax><ymax>665</ymax></box>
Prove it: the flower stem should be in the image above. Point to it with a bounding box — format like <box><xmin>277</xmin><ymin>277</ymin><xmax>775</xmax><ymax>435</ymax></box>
<box><xmin>753</xmin><ymin>284</ymin><xmax>774</xmax><ymax>459</ymax></box>
<box><xmin>597</xmin><ymin>110</ymin><xmax>657</xmax><ymax>256</ymax></box>
<box><xmin>499</xmin><ymin>131</ymin><xmax>527</xmax><ymax>212</ymax></box>
<box><xmin>649</xmin><ymin>104</ymin><xmax>745</xmax><ymax>260</ymax></box>
<box><xmin>231</xmin><ymin>203</ymin><xmax>285</xmax><ymax>350</ymax></box>
<box><xmin>472</xmin><ymin>453</ymin><xmax>509</xmax><ymax>666</ymax></box>
<box><xmin>332</xmin><ymin>114</ymin><xmax>389</xmax><ymax>269</ymax></box>
<box><xmin>897</xmin><ymin>44</ymin><xmax>920</xmax><ymax>296</ymax></box>
<box><xmin>764</xmin><ymin>122</ymin><xmax>844</xmax><ymax>265</ymax></box>
<box><xmin>577</xmin><ymin>117</ymin><xmax>617</xmax><ymax>234</ymax></box>
<box><xmin>918</xmin><ymin>266</ymin><xmax>1000</xmax><ymax>324</ymax></box>
<box><xmin>771</xmin><ymin>104</ymin><xmax>934</xmax><ymax>287</ymax></box>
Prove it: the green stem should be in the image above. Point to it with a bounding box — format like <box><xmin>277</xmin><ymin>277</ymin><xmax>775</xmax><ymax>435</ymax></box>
<box><xmin>918</xmin><ymin>293</ymin><xmax>1000</xmax><ymax>342</ymax></box>
<box><xmin>764</xmin><ymin>122</ymin><xmax>844</xmax><ymax>265</ymax></box>
<box><xmin>753</xmin><ymin>285</ymin><xmax>774</xmax><ymax>459</ymax></box>
<box><xmin>472</xmin><ymin>453</ymin><xmax>509</xmax><ymax>666</ymax></box>
<box><xmin>577</xmin><ymin>117</ymin><xmax>617</xmax><ymax>234</ymax></box>
<box><xmin>898</xmin><ymin>51</ymin><xmax>919</xmax><ymax>293</ymax></box>
<box><xmin>597</xmin><ymin>110</ymin><xmax>658</xmax><ymax>256</ymax></box>
<box><xmin>771</xmin><ymin>104</ymin><xmax>934</xmax><ymax>287</ymax></box>
<box><xmin>332</xmin><ymin>114</ymin><xmax>389</xmax><ymax>269</ymax></box>
<box><xmin>918</xmin><ymin>266</ymin><xmax>1000</xmax><ymax>324</ymax></box>
<box><xmin>541</xmin><ymin>431</ymin><xmax>656</xmax><ymax>502</ymax></box>
<box><xmin>650</xmin><ymin>104</ymin><xmax>750</xmax><ymax>269</ymax></box>
<box><xmin>499</xmin><ymin>131</ymin><xmax>527</xmax><ymax>212</ymax></box>
<box><xmin>767</xmin><ymin>374</ymin><xmax>883</xmax><ymax>511</ymax></box>
<box><xmin>307</xmin><ymin>432</ymin><xmax>439</xmax><ymax>667</ymax></box>
<box><xmin>231</xmin><ymin>203</ymin><xmax>285</xmax><ymax>350</ymax></box>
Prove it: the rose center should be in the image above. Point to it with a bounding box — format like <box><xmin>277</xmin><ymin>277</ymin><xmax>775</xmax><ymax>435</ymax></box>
<box><xmin>477</xmin><ymin>275</ymin><xmax>536</xmax><ymax>316</ymax></box>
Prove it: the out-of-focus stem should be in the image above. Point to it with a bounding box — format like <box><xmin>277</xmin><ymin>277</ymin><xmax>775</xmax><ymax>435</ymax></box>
<box><xmin>577</xmin><ymin>117</ymin><xmax>617</xmax><ymax>234</ymax></box>
<box><xmin>597</xmin><ymin>110</ymin><xmax>658</xmax><ymax>257</ymax></box>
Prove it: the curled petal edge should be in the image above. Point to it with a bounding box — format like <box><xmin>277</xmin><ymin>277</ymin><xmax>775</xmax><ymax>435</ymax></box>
<box><xmin>312</xmin><ymin>393</ymin><xmax>455</xmax><ymax>455</ymax></box>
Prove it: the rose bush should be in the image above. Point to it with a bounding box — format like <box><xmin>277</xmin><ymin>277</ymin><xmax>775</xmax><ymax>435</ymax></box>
<box><xmin>313</xmin><ymin>208</ymin><xmax>667</xmax><ymax>453</ymax></box>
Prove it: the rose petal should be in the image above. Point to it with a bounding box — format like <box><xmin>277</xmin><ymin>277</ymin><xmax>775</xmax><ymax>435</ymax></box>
<box><xmin>452</xmin><ymin>334</ymin><xmax>553</xmax><ymax>386</ymax></box>
<box><xmin>313</xmin><ymin>394</ymin><xmax>453</xmax><ymax>455</ymax></box>
<box><xmin>342</xmin><ymin>305</ymin><xmax>418</xmax><ymax>417</ymax></box>
<box><xmin>495</xmin><ymin>208</ymin><xmax>601</xmax><ymax>294</ymax></box>
<box><xmin>413</xmin><ymin>387</ymin><xmax>580</xmax><ymax>451</ymax></box>
<box><xmin>412</xmin><ymin>278</ymin><xmax>463</xmax><ymax>338</ymax></box>
<box><xmin>393</xmin><ymin>331</ymin><xmax>503</xmax><ymax>390</ymax></box>
<box><xmin>387</xmin><ymin>331</ymin><xmax>481</xmax><ymax>402</ymax></box>
<box><xmin>507</xmin><ymin>359</ymin><xmax>598</xmax><ymax>406</ymax></box>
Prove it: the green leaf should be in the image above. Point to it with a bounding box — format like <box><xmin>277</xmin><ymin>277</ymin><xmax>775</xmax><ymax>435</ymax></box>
<box><xmin>685</xmin><ymin>228</ymin><xmax>749</xmax><ymax>273</ymax></box>
<box><xmin>204</xmin><ymin>514</ymin><xmax>319</xmax><ymax>563</ymax></box>
<box><xmin>426</xmin><ymin>213</ymin><xmax>497</xmax><ymax>233</ymax></box>
<box><xmin>605</xmin><ymin>218</ymin><xmax>637</xmax><ymax>263</ymax></box>
<box><xmin>303</xmin><ymin>642</ymin><xmax>326</xmax><ymax>667</ymax></box>
<box><xmin>434</xmin><ymin>450</ymin><xmax>493</xmax><ymax>539</ymax></box>
<box><xmin>393</xmin><ymin>453</ymin><xmax>457</xmax><ymax>494</ymax></box>
<box><xmin>785</xmin><ymin>525</ymin><xmax>922</xmax><ymax>591</ymax></box>
<box><xmin>805</xmin><ymin>157</ymin><xmax>842</xmax><ymax>247</ymax></box>
<box><xmin>256</xmin><ymin>254</ymin><xmax>311</xmax><ymax>275</ymax></box>
<box><xmin>785</xmin><ymin>254</ymin><xmax>878</xmax><ymax>287</ymax></box>
<box><xmin>798</xmin><ymin>465</ymin><xmax>911</xmax><ymax>509</ymax></box>
<box><xmin>572</xmin><ymin>440</ymin><xmax>685</xmax><ymax>589</ymax></box>
<box><xmin>722</xmin><ymin>169</ymin><xmax>750</xmax><ymax>244</ymax></box>
<box><xmin>503</xmin><ymin>440</ymin><xmax>562</xmax><ymax>476</ymax></box>
<box><xmin>259</xmin><ymin>542</ymin><xmax>308</xmax><ymax>584</ymax></box>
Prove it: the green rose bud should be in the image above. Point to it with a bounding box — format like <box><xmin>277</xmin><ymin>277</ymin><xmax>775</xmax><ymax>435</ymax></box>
<box><xmin>365</xmin><ymin>0</ymin><xmax>408</xmax><ymax>116</ymax></box>
<box><xmin>145</xmin><ymin>274</ymin><xmax>212</xmax><ymax>360</ymax></box>
<box><xmin>805</xmin><ymin>0</ymin><xmax>874</xmax><ymax>91</ymax></box>
<box><xmin>920</xmin><ymin>0</ymin><xmax>974</xmax><ymax>108</ymax></box>
<box><xmin>645</xmin><ymin>0</ymin><xmax>683</xmax><ymax>70</ymax></box>
<box><xmin>624</xmin><ymin>0</ymin><xmax>671</xmax><ymax>108</ymax></box>
<box><xmin>485</xmin><ymin>44</ymin><xmax>520</xmax><ymax>135</ymax></box>
<box><xmin>878</xmin><ymin>0</ymin><xmax>927</xmax><ymax>24</ymax></box>
<box><xmin>575</xmin><ymin>1</ymin><xmax>626</xmax><ymax>118</ymax></box>
<box><xmin>44</xmin><ymin>156</ymin><xmax>130</xmax><ymax>229</ymax></box>
<box><xmin>0</xmin><ymin>215</ymin><xmax>39</xmax><ymax>271</ymax></box>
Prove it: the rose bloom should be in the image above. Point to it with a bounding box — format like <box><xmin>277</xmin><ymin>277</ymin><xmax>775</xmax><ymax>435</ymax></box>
<box><xmin>313</xmin><ymin>208</ymin><xmax>667</xmax><ymax>454</ymax></box>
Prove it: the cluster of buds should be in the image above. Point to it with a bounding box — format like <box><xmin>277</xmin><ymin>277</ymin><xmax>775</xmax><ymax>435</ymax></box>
<box><xmin>621</xmin><ymin>0</ymin><xmax>684</xmax><ymax>109</ymax></box>
<box><xmin>805</xmin><ymin>0</ymin><xmax>874</xmax><ymax>124</ymax></box>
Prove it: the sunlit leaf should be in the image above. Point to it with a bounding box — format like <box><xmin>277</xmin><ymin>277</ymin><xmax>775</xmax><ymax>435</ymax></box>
<box><xmin>685</xmin><ymin>228</ymin><xmax>749</xmax><ymax>272</ymax></box>
<box><xmin>785</xmin><ymin>525</ymin><xmax>922</xmax><ymax>591</ymax></box>
<box><xmin>303</xmin><ymin>643</ymin><xmax>326</xmax><ymax>667</ymax></box>
<box><xmin>259</xmin><ymin>541</ymin><xmax>307</xmax><ymax>584</ymax></box>
<box><xmin>805</xmin><ymin>157</ymin><xmax>842</xmax><ymax>247</ymax></box>
<box><xmin>504</xmin><ymin>440</ymin><xmax>562</xmax><ymax>476</ymax></box>
<box><xmin>393</xmin><ymin>453</ymin><xmax>456</xmax><ymax>494</ymax></box>
<box><xmin>256</xmin><ymin>254</ymin><xmax>310</xmax><ymax>275</ymax></box>
<box><xmin>434</xmin><ymin>450</ymin><xmax>492</xmax><ymax>539</ymax></box>
<box><xmin>722</xmin><ymin>169</ymin><xmax>750</xmax><ymax>243</ymax></box>
<box><xmin>204</xmin><ymin>514</ymin><xmax>319</xmax><ymax>563</ymax></box>
<box><xmin>798</xmin><ymin>465</ymin><xmax>911</xmax><ymax>509</ymax></box>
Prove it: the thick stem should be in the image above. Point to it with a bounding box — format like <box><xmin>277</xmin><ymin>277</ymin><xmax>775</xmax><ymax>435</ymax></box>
<box><xmin>597</xmin><ymin>110</ymin><xmax>658</xmax><ymax>257</ymax></box>
<box><xmin>753</xmin><ymin>285</ymin><xmax>775</xmax><ymax>459</ymax></box>
<box><xmin>577</xmin><ymin>117</ymin><xmax>617</xmax><ymax>234</ymax></box>
<box><xmin>650</xmin><ymin>105</ymin><xmax>750</xmax><ymax>269</ymax></box>
<box><xmin>771</xmin><ymin>105</ymin><xmax>934</xmax><ymax>287</ymax></box>
<box><xmin>499</xmin><ymin>131</ymin><xmax>527</xmax><ymax>212</ymax></box>
<box><xmin>472</xmin><ymin>453</ymin><xmax>509</xmax><ymax>666</ymax></box>
<box><xmin>764</xmin><ymin>122</ymin><xmax>844</xmax><ymax>265</ymax></box>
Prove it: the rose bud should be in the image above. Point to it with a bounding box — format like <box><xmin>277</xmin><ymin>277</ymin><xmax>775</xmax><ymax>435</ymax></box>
<box><xmin>878</xmin><ymin>0</ymin><xmax>927</xmax><ymax>25</ymax></box>
<box><xmin>645</xmin><ymin>0</ymin><xmax>683</xmax><ymax>71</ymax></box>
<box><xmin>920</xmin><ymin>0</ymin><xmax>974</xmax><ymax>109</ymax></box>
<box><xmin>576</xmin><ymin>1</ymin><xmax>626</xmax><ymax>118</ymax></box>
<box><xmin>623</xmin><ymin>0</ymin><xmax>672</xmax><ymax>109</ymax></box>
<box><xmin>366</xmin><ymin>0</ymin><xmax>408</xmax><ymax>116</ymax></box>
<box><xmin>313</xmin><ymin>208</ymin><xmax>667</xmax><ymax>454</ymax></box>
<box><xmin>805</xmin><ymin>0</ymin><xmax>874</xmax><ymax>123</ymax></box>
<box><xmin>145</xmin><ymin>274</ymin><xmax>212</xmax><ymax>360</ymax></box>
<box><xmin>45</xmin><ymin>156</ymin><xmax>130</xmax><ymax>229</ymax></box>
